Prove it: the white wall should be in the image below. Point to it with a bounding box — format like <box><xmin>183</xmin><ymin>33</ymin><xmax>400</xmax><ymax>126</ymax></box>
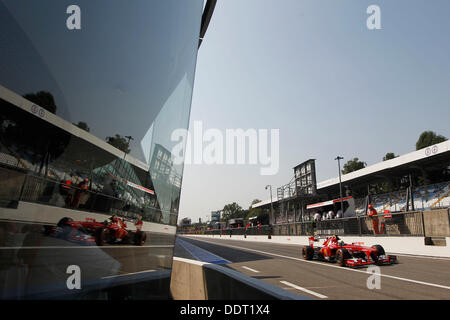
<box><xmin>185</xmin><ymin>234</ymin><xmax>450</xmax><ymax>258</ymax></box>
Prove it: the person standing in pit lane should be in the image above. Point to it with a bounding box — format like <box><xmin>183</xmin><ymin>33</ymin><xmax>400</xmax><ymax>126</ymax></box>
<box><xmin>367</xmin><ymin>204</ymin><xmax>380</xmax><ymax>234</ymax></box>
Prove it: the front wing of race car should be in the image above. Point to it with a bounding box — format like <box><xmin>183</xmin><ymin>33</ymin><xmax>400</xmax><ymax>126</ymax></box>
<box><xmin>44</xmin><ymin>225</ymin><xmax>97</xmax><ymax>245</ymax></box>
<box><xmin>344</xmin><ymin>254</ymin><xmax>397</xmax><ymax>267</ymax></box>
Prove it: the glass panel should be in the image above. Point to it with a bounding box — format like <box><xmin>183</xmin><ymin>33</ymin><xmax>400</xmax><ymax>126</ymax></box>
<box><xmin>0</xmin><ymin>0</ymin><xmax>203</xmax><ymax>299</ymax></box>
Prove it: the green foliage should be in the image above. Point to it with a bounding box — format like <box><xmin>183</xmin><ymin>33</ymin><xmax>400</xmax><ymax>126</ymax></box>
<box><xmin>246</xmin><ymin>199</ymin><xmax>262</xmax><ymax>218</ymax></box>
<box><xmin>74</xmin><ymin>121</ymin><xmax>90</xmax><ymax>132</ymax></box>
<box><xmin>106</xmin><ymin>134</ymin><xmax>131</xmax><ymax>153</ymax></box>
<box><xmin>415</xmin><ymin>131</ymin><xmax>447</xmax><ymax>150</ymax></box>
<box><xmin>221</xmin><ymin>202</ymin><xmax>245</xmax><ymax>222</ymax></box>
<box><xmin>23</xmin><ymin>91</ymin><xmax>57</xmax><ymax>114</ymax></box>
<box><xmin>342</xmin><ymin>157</ymin><xmax>367</xmax><ymax>174</ymax></box>
<box><xmin>382</xmin><ymin>152</ymin><xmax>397</xmax><ymax>161</ymax></box>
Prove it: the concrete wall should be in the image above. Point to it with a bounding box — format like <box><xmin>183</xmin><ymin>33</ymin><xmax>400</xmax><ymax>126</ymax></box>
<box><xmin>170</xmin><ymin>258</ymin><xmax>207</xmax><ymax>300</ymax></box>
<box><xmin>423</xmin><ymin>209</ymin><xmax>450</xmax><ymax>237</ymax></box>
<box><xmin>185</xmin><ymin>234</ymin><xmax>450</xmax><ymax>258</ymax></box>
<box><xmin>170</xmin><ymin>257</ymin><xmax>308</xmax><ymax>300</ymax></box>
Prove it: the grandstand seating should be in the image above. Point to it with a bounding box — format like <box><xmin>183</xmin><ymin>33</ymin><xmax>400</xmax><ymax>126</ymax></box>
<box><xmin>354</xmin><ymin>181</ymin><xmax>450</xmax><ymax>213</ymax></box>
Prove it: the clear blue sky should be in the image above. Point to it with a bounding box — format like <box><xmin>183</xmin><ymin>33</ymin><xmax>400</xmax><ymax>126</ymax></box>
<box><xmin>178</xmin><ymin>0</ymin><xmax>450</xmax><ymax>223</ymax></box>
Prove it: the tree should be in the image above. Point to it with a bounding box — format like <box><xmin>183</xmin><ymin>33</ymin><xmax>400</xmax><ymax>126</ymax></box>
<box><xmin>247</xmin><ymin>199</ymin><xmax>262</xmax><ymax>219</ymax></box>
<box><xmin>106</xmin><ymin>134</ymin><xmax>131</xmax><ymax>153</ymax></box>
<box><xmin>383</xmin><ymin>152</ymin><xmax>397</xmax><ymax>161</ymax></box>
<box><xmin>221</xmin><ymin>202</ymin><xmax>244</xmax><ymax>222</ymax></box>
<box><xmin>415</xmin><ymin>131</ymin><xmax>447</xmax><ymax>150</ymax></box>
<box><xmin>74</xmin><ymin>121</ymin><xmax>90</xmax><ymax>132</ymax></box>
<box><xmin>23</xmin><ymin>91</ymin><xmax>57</xmax><ymax>114</ymax></box>
<box><xmin>16</xmin><ymin>91</ymin><xmax>67</xmax><ymax>176</ymax></box>
<box><xmin>342</xmin><ymin>158</ymin><xmax>367</xmax><ymax>174</ymax></box>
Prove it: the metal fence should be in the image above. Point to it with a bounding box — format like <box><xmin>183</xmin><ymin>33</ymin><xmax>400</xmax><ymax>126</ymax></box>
<box><xmin>195</xmin><ymin>211</ymin><xmax>431</xmax><ymax>237</ymax></box>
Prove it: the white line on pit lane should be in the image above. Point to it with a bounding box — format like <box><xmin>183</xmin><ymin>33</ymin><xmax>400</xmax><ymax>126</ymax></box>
<box><xmin>242</xmin><ymin>266</ymin><xmax>260</xmax><ymax>273</ymax></box>
<box><xmin>280</xmin><ymin>281</ymin><xmax>328</xmax><ymax>299</ymax></box>
<box><xmin>101</xmin><ymin>269</ymin><xmax>156</xmax><ymax>279</ymax></box>
<box><xmin>0</xmin><ymin>245</ymin><xmax>174</xmax><ymax>249</ymax></box>
<box><xmin>388</xmin><ymin>253</ymin><xmax>450</xmax><ymax>261</ymax></box>
<box><xmin>185</xmin><ymin>238</ymin><xmax>450</xmax><ymax>291</ymax></box>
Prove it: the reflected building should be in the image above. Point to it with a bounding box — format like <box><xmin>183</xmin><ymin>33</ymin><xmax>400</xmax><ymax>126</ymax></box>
<box><xmin>0</xmin><ymin>0</ymin><xmax>215</xmax><ymax>299</ymax></box>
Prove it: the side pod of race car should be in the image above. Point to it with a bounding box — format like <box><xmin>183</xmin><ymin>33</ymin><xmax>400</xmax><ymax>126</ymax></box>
<box><xmin>43</xmin><ymin>216</ymin><xmax>147</xmax><ymax>246</ymax></box>
<box><xmin>302</xmin><ymin>235</ymin><xmax>398</xmax><ymax>267</ymax></box>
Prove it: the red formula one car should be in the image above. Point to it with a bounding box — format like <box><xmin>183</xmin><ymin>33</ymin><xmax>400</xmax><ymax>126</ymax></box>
<box><xmin>302</xmin><ymin>235</ymin><xmax>397</xmax><ymax>267</ymax></box>
<box><xmin>43</xmin><ymin>215</ymin><xmax>147</xmax><ymax>246</ymax></box>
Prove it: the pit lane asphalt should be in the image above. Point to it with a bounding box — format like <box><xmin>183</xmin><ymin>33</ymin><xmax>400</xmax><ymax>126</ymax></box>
<box><xmin>175</xmin><ymin>236</ymin><xmax>450</xmax><ymax>300</ymax></box>
<box><xmin>0</xmin><ymin>231</ymin><xmax>175</xmax><ymax>291</ymax></box>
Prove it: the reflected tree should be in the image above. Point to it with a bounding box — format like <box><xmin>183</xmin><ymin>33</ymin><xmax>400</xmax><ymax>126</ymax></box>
<box><xmin>1</xmin><ymin>92</ymin><xmax>69</xmax><ymax>176</ymax></box>
<box><xmin>106</xmin><ymin>134</ymin><xmax>131</xmax><ymax>154</ymax></box>
<box><xmin>23</xmin><ymin>91</ymin><xmax>57</xmax><ymax>114</ymax></box>
<box><xmin>73</xmin><ymin>121</ymin><xmax>90</xmax><ymax>132</ymax></box>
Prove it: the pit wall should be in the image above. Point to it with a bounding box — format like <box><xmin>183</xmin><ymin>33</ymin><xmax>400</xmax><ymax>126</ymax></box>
<box><xmin>0</xmin><ymin>201</ymin><xmax>176</xmax><ymax>234</ymax></box>
<box><xmin>170</xmin><ymin>257</ymin><xmax>308</xmax><ymax>300</ymax></box>
<box><xmin>184</xmin><ymin>234</ymin><xmax>450</xmax><ymax>258</ymax></box>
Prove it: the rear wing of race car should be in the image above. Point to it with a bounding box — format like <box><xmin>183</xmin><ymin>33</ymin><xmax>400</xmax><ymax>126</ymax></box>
<box><xmin>308</xmin><ymin>235</ymin><xmax>332</xmax><ymax>246</ymax></box>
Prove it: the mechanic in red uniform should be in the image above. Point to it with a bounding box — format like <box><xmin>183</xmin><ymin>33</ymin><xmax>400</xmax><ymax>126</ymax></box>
<box><xmin>367</xmin><ymin>204</ymin><xmax>380</xmax><ymax>234</ymax></box>
<box><xmin>72</xmin><ymin>177</ymin><xmax>89</xmax><ymax>208</ymax></box>
<box><xmin>135</xmin><ymin>215</ymin><xmax>143</xmax><ymax>232</ymax></box>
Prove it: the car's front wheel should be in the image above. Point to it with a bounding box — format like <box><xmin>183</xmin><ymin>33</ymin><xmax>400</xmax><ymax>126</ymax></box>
<box><xmin>370</xmin><ymin>244</ymin><xmax>385</xmax><ymax>263</ymax></box>
<box><xmin>336</xmin><ymin>248</ymin><xmax>350</xmax><ymax>267</ymax></box>
<box><xmin>134</xmin><ymin>231</ymin><xmax>147</xmax><ymax>246</ymax></box>
<box><xmin>96</xmin><ymin>228</ymin><xmax>109</xmax><ymax>246</ymax></box>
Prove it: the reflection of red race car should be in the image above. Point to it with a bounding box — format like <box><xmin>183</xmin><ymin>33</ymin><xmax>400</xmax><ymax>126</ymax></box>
<box><xmin>43</xmin><ymin>216</ymin><xmax>147</xmax><ymax>246</ymax></box>
<box><xmin>302</xmin><ymin>235</ymin><xmax>397</xmax><ymax>267</ymax></box>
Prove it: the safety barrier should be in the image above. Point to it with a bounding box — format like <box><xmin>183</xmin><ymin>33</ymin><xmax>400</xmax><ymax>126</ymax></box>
<box><xmin>192</xmin><ymin>209</ymin><xmax>449</xmax><ymax>238</ymax></box>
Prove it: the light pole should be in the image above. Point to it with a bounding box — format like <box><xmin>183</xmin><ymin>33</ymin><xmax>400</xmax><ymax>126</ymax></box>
<box><xmin>335</xmin><ymin>156</ymin><xmax>344</xmax><ymax>215</ymax></box>
<box><xmin>265</xmin><ymin>185</ymin><xmax>274</xmax><ymax>224</ymax></box>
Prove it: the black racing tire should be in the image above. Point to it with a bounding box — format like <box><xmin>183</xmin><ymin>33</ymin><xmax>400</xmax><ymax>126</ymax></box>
<box><xmin>43</xmin><ymin>225</ymin><xmax>53</xmax><ymax>236</ymax></box>
<box><xmin>134</xmin><ymin>231</ymin><xmax>147</xmax><ymax>246</ymax></box>
<box><xmin>336</xmin><ymin>248</ymin><xmax>350</xmax><ymax>267</ymax></box>
<box><xmin>95</xmin><ymin>228</ymin><xmax>109</xmax><ymax>246</ymax></box>
<box><xmin>57</xmin><ymin>217</ymin><xmax>73</xmax><ymax>227</ymax></box>
<box><xmin>302</xmin><ymin>246</ymin><xmax>314</xmax><ymax>260</ymax></box>
<box><xmin>371</xmin><ymin>244</ymin><xmax>385</xmax><ymax>256</ymax></box>
<box><xmin>122</xmin><ymin>234</ymin><xmax>131</xmax><ymax>245</ymax></box>
<box><xmin>371</xmin><ymin>244</ymin><xmax>385</xmax><ymax>263</ymax></box>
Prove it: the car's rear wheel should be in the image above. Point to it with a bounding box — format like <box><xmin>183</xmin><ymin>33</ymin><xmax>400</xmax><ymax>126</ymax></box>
<box><xmin>302</xmin><ymin>246</ymin><xmax>314</xmax><ymax>260</ymax></box>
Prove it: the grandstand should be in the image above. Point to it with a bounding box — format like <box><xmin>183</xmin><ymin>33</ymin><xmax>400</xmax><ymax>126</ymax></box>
<box><xmin>253</xmin><ymin>140</ymin><xmax>450</xmax><ymax>223</ymax></box>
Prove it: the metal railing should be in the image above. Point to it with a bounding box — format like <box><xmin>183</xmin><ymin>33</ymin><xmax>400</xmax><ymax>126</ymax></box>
<box><xmin>192</xmin><ymin>210</ymin><xmax>434</xmax><ymax>237</ymax></box>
